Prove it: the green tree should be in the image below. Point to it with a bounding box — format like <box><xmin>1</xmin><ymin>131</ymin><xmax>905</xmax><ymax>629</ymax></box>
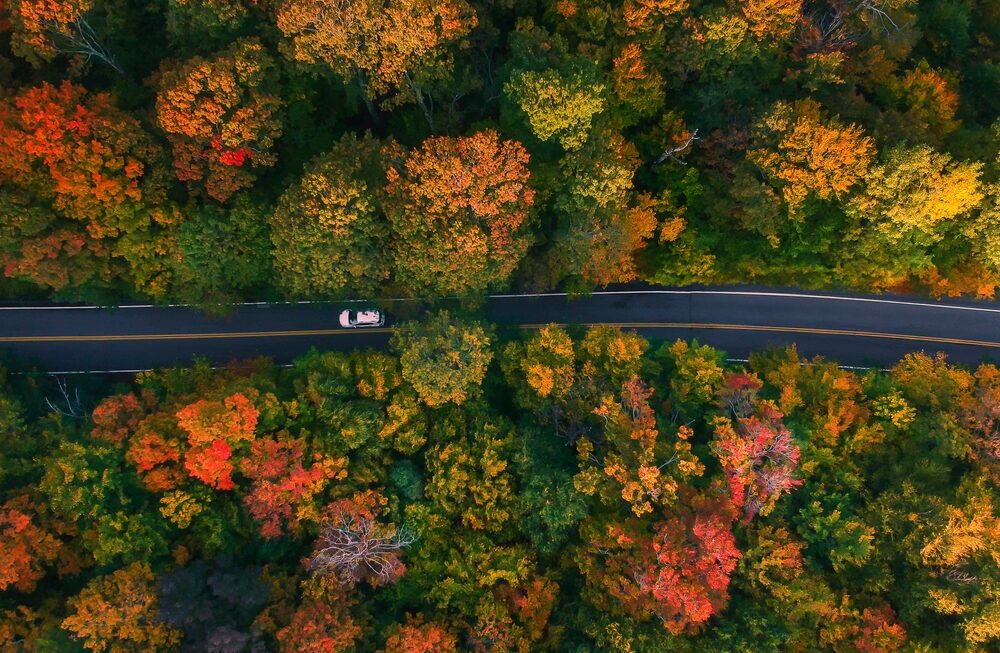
<box><xmin>270</xmin><ymin>134</ymin><xmax>388</xmax><ymax>299</ymax></box>
<box><xmin>392</xmin><ymin>311</ymin><xmax>493</xmax><ymax>408</ymax></box>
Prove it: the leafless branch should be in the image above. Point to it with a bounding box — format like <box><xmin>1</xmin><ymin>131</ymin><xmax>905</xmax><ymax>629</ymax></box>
<box><xmin>45</xmin><ymin>377</ymin><xmax>86</xmax><ymax>419</ymax></box>
<box><xmin>653</xmin><ymin>129</ymin><xmax>699</xmax><ymax>166</ymax></box>
<box><xmin>309</xmin><ymin>514</ymin><xmax>414</xmax><ymax>586</ymax></box>
<box><xmin>49</xmin><ymin>16</ymin><xmax>126</xmax><ymax>76</ymax></box>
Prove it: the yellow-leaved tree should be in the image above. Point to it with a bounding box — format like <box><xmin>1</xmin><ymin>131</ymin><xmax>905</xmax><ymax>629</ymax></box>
<box><xmin>849</xmin><ymin>144</ymin><xmax>983</xmax><ymax>238</ymax></box>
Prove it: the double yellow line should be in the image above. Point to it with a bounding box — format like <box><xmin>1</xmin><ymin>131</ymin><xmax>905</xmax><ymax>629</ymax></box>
<box><xmin>1</xmin><ymin>322</ymin><xmax>999</xmax><ymax>348</ymax></box>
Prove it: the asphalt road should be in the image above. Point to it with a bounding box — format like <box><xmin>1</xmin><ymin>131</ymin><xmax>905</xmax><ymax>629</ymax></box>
<box><xmin>4</xmin><ymin>286</ymin><xmax>1000</xmax><ymax>372</ymax></box>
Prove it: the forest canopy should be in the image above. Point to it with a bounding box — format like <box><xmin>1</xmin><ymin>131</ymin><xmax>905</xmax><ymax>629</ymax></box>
<box><xmin>1</xmin><ymin>329</ymin><xmax>1000</xmax><ymax>651</ymax></box>
<box><xmin>1</xmin><ymin>0</ymin><xmax>1000</xmax><ymax>302</ymax></box>
<box><xmin>4</xmin><ymin>1</ymin><xmax>1000</xmax><ymax>649</ymax></box>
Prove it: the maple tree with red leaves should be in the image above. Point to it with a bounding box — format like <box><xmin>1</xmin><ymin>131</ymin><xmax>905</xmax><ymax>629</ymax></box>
<box><xmin>277</xmin><ymin>578</ymin><xmax>362</xmax><ymax>653</ymax></box>
<box><xmin>0</xmin><ymin>496</ymin><xmax>61</xmax><ymax>593</ymax></box>
<box><xmin>0</xmin><ymin>81</ymin><xmax>169</xmax><ymax>292</ymax></box>
<box><xmin>380</xmin><ymin>614</ymin><xmax>458</xmax><ymax>653</ymax></box>
<box><xmin>855</xmin><ymin>605</ymin><xmax>907</xmax><ymax>653</ymax></box>
<box><xmin>175</xmin><ymin>392</ymin><xmax>258</xmax><ymax>490</ymax></box>
<box><xmin>578</xmin><ymin>493</ymin><xmax>740</xmax><ymax>635</ymax></box>
<box><xmin>712</xmin><ymin>400</ymin><xmax>802</xmax><ymax>521</ymax></box>
<box><xmin>634</xmin><ymin>503</ymin><xmax>740</xmax><ymax>634</ymax></box>
<box><xmin>90</xmin><ymin>393</ymin><xmax>144</xmax><ymax>444</ymax></box>
<box><xmin>0</xmin><ymin>81</ymin><xmax>166</xmax><ymax>237</ymax></box>
<box><xmin>126</xmin><ymin>429</ymin><xmax>185</xmax><ymax>493</ymax></box>
<box><xmin>242</xmin><ymin>437</ymin><xmax>344</xmax><ymax>538</ymax></box>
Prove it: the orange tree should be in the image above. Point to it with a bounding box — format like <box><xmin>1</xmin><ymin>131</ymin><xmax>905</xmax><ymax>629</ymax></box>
<box><xmin>0</xmin><ymin>81</ymin><xmax>172</xmax><ymax>295</ymax></box>
<box><xmin>275</xmin><ymin>0</ymin><xmax>476</xmax><ymax>118</ymax></box>
<box><xmin>155</xmin><ymin>38</ymin><xmax>283</xmax><ymax>202</ymax></box>
<box><xmin>383</xmin><ymin>130</ymin><xmax>535</xmax><ymax>296</ymax></box>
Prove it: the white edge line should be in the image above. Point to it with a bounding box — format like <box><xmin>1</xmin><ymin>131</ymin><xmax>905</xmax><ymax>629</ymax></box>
<box><xmin>11</xmin><ymin>363</ymin><xmax>297</xmax><ymax>376</ymax></box>
<box><xmin>19</xmin><ymin>357</ymin><xmax>882</xmax><ymax>376</ymax></box>
<box><xmin>489</xmin><ymin>290</ymin><xmax>1000</xmax><ymax>315</ymax></box>
<box><xmin>725</xmin><ymin>357</ymin><xmax>885</xmax><ymax>372</ymax></box>
<box><xmin>3</xmin><ymin>289</ymin><xmax>1000</xmax><ymax>314</ymax></box>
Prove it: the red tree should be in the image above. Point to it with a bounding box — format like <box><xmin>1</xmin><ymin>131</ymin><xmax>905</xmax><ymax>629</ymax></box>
<box><xmin>277</xmin><ymin>582</ymin><xmax>361</xmax><ymax>653</ymax></box>
<box><xmin>127</xmin><ymin>429</ymin><xmax>185</xmax><ymax>492</ymax></box>
<box><xmin>578</xmin><ymin>494</ymin><xmax>739</xmax><ymax>634</ymax></box>
<box><xmin>712</xmin><ymin>402</ymin><xmax>802</xmax><ymax>521</ymax></box>
<box><xmin>0</xmin><ymin>497</ymin><xmax>61</xmax><ymax>593</ymax></box>
<box><xmin>175</xmin><ymin>392</ymin><xmax>258</xmax><ymax>490</ymax></box>
<box><xmin>635</xmin><ymin>507</ymin><xmax>740</xmax><ymax>633</ymax></box>
<box><xmin>380</xmin><ymin>614</ymin><xmax>457</xmax><ymax>652</ymax></box>
<box><xmin>0</xmin><ymin>81</ymin><xmax>166</xmax><ymax>237</ymax></box>
<box><xmin>90</xmin><ymin>393</ymin><xmax>144</xmax><ymax>444</ymax></box>
<box><xmin>0</xmin><ymin>82</ymin><xmax>168</xmax><ymax>291</ymax></box>
<box><xmin>242</xmin><ymin>438</ymin><xmax>344</xmax><ymax>538</ymax></box>
<box><xmin>855</xmin><ymin>605</ymin><xmax>907</xmax><ymax>652</ymax></box>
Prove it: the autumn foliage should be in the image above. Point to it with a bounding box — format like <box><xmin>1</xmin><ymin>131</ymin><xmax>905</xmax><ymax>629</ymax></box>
<box><xmin>0</xmin><ymin>496</ymin><xmax>61</xmax><ymax>593</ymax></box>
<box><xmin>712</xmin><ymin>382</ymin><xmax>802</xmax><ymax>520</ymax></box>
<box><xmin>275</xmin><ymin>0</ymin><xmax>476</xmax><ymax>99</ymax></box>
<box><xmin>750</xmin><ymin>99</ymin><xmax>874</xmax><ymax>212</ymax></box>
<box><xmin>175</xmin><ymin>392</ymin><xmax>258</xmax><ymax>489</ymax></box>
<box><xmin>155</xmin><ymin>39</ymin><xmax>283</xmax><ymax>201</ymax></box>
<box><xmin>7</xmin><ymin>0</ymin><xmax>91</xmax><ymax>62</ymax></box>
<box><xmin>385</xmin><ymin>130</ymin><xmax>535</xmax><ymax>295</ymax></box>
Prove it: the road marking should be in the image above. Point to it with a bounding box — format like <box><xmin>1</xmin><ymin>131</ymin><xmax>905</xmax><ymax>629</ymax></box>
<box><xmin>3</xmin><ymin>322</ymin><xmax>1000</xmax><ymax>349</ymax></box>
<box><xmin>3</xmin><ymin>289</ymin><xmax>1000</xmax><ymax>313</ymax></box>
<box><xmin>490</xmin><ymin>290</ymin><xmax>1000</xmax><ymax>314</ymax></box>
<box><xmin>0</xmin><ymin>328</ymin><xmax>392</xmax><ymax>342</ymax></box>
<box><xmin>515</xmin><ymin>323</ymin><xmax>1000</xmax><ymax>348</ymax></box>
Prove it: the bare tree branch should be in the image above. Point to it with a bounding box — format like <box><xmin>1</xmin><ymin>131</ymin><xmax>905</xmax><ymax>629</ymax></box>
<box><xmin>45</xmin><ymin>377</ymin><xmax>86</xmax><ymax>419</ymax></box>
<box><xmin>653</xmin><ymin>129</ymin><xmax>699</xmax><ymax>166</ymax></box>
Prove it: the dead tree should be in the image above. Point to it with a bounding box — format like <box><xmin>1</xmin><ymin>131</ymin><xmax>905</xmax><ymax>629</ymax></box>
<box><xmin>51</xmin><ymin>16</ymin><xmax>126</xmax><ymax>77</ymax></box>
<box><xmin>308</xmin><ymin>506</ymin><xmax>415</xmax><ymax>587</ymax></box>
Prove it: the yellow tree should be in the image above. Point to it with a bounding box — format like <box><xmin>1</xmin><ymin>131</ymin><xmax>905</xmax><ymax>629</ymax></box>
<box><xmin>849</xmin><ymin>145</ymin><xmax>983</xmax><ymax>237</ymax></box>
<box><xmin>749</xmin><ymin>99</ymin><xmax>874</xmax><ymax>214</ymax></box>
<box><xmin>392</xmin><ymin>311</ymin><xmax>493</xmax><ymax>408</ymax></box>
<box><xmin>62</xmin><ymin>562</ymin><xmax>181</xmax><ymax>653</ymax></box>
<box><xmin>505</xmin><ymin>68</ymin><xmax>605</xmax><ymax>150</ymax></box>
<box><xmin>738</xmin><ymin>0</ymin><xmax>802</xmax><ymax>39</ymax></box>
<box><xmin>270</xmin><ymin>133</ymin><xmax>388</xmax><ymax>298</ymax></box>
<box><xmin>501</xmin><ymin>324</ymin><xmax>576</xmax><ymax>411</ymax></box>
<box><xmin>275</xmin><ymin>0</ymin><xmax>476</xmax><ymax>117</ymax></box>
<box><xmin>623</xmin><ymin>0</ymin><xmax>689</xmax><ymax>31</ymax></box>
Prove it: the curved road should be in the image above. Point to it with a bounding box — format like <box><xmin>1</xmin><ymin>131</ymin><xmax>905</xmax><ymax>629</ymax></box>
<box><xmin>3</xmin><ymin>286</ymin><xmax>1000</xmax><ymax>373</ymax></box>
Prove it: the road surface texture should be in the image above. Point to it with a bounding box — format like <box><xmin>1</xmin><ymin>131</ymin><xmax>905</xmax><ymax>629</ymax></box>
<box><xmin>3</xmin><ymin>286</ymin><xmax>1000</xmax><ymax>373</ymax></box>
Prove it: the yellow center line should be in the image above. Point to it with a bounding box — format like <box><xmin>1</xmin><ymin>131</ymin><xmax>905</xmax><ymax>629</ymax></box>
<box><xmin>0</xmin><ymin>328</ymin><xmax>393</xmax><ymax>342</ymax></box>
<box><xmin>520</xmin><ymin>323</ymin><xmax>1000</xmax><ymax>348</ymax></box>
<box><xmin>0</xmin><ymin>323</ymin><xmax>998</xmax><ymax>348</ymax></box>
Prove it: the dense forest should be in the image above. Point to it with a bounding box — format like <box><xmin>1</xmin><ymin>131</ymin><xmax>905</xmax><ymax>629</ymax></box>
<box><xmin>6</xmin><ymin>0</ymin><xmax>1000</xmax><ymax>650</ymax></box>
<box><xmin>3</xmin><ymin>324</ymin><xmax>1000</xmax><ymax>651</ymax></box>
<box><xmin>1</xmin><ymin>0</ymin><xmax>1000</xmax><ymax>303</ymax></box>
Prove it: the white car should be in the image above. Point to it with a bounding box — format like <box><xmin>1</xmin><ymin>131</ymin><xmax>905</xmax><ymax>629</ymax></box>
<box><xmin>338</xmin><ymin>309</ymin><xmax>385</xmax><ymax>328</ymax></box>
